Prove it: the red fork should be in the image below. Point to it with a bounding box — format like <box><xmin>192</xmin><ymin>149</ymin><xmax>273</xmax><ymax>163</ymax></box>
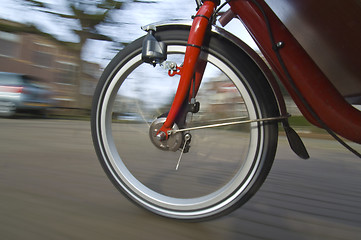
<box><xmin>157</xmin><ymin>0</ymin><xmax>218</xmax><ymax>138</ymax></box>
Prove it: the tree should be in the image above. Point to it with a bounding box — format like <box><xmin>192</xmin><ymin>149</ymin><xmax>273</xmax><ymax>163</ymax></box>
<box><xmin>21</xmin><ymin>0</ymin><xmax>129</xmax><ymax>56</ymax></box>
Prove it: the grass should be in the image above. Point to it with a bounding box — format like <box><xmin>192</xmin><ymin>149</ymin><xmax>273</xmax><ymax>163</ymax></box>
<box><xmin>281</xmin><ymin>115</ymin><xmax>328</xmax><ymax>135</ymax></box>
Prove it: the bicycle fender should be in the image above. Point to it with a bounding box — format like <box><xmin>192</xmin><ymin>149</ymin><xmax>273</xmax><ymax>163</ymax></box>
<box><xmin>143</xmin><ymin>21</ymin><xmax>287</xmax><ymax>117</ymax></box>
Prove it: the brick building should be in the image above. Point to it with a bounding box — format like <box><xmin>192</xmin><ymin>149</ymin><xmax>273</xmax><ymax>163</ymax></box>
<box><xmin>0</xmin><ymin>20</ymin><xmax>100</xmax><ymax>113</ymax></box>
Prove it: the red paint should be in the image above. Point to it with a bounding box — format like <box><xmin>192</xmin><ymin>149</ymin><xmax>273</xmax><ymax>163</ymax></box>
<box><xmin>159</xmin><ymin>0</ymin><xmax>216</xmax><ymax>136</ymax></box>
<box><xmin>188</xmin><ymin>58</ymin><xmax>207</xmax><ymax>102</ymax></box>
<box><xmin>229</xmin><ymin>0</ymin><xmax>361</xmax><ymax>143</ymax></box>
<box><xmin>159</xmin><ymin>0</ymin><xmax>361</xmax><ymax>144</ymax></box>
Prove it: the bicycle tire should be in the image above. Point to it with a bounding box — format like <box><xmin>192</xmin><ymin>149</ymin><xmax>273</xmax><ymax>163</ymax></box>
<box><xmin>91</xmin><ymin>28</ymin><xmax>279</xmax><ymax>221</ymax></box>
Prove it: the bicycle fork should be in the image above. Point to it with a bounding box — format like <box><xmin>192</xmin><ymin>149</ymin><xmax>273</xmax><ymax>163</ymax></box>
<box><xmin>143</xmin><ymin>0</ymin><xmax>218</xmax><ymax>140</ymax></box>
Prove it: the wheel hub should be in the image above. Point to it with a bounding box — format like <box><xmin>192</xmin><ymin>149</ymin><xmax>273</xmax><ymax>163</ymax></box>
<box><xmin>149</xmin><ymin>117</ymin><xmax>183</xmax><ymax>151</ymax></box>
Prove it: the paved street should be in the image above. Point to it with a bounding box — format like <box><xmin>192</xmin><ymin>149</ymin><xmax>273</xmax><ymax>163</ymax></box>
<box><xmin>0</xmin><ymin>118</ymin><xmax>360</xmax><ymax>240</ymax></box>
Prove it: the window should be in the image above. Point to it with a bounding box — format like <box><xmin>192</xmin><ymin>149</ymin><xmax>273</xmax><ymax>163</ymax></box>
<box><xmin>32</xmin><ymin>42</ymin><xmax>55</xmax><ymax>68</ymax></box>
<box><xmin>82</xmin><ymin>61</ymin><xmax>101</xmax><ymax>79</ymax></box>
<box><xmin>32</xmin><ymin>51</ymin><xmax>54</xmax><ymax>68</ymax></box>
<box><xmin>56</xmin><ymin>61</ymin><xmax>78</xmax><ymax>85</ymax></box>
<box><xmin>0</xmin><ymin>31</ymin><xmax>20</xmax><ymax>58</ymax></box>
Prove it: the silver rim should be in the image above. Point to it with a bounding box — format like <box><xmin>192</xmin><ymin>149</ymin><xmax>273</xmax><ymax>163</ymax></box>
<box><xmin>95</xmin><ymin>45</ymin><xmax>264</xmax><ymax>218</ymax></box>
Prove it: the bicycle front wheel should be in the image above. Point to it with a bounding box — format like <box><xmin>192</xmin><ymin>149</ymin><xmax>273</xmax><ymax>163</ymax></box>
<box><xmin>91</xmin><ymin>28</ymin><xmax>279</xmax><ymax>221</ymax></box>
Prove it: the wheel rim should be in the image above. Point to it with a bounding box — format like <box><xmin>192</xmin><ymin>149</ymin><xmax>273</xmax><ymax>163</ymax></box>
<box><xmin>96</xmin><ymin>45</ymin><xmax>264</xmax><ymax>218</ymax></box>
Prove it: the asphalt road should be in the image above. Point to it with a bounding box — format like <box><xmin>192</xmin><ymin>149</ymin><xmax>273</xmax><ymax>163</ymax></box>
<box><xmin>0</xmin><ymin>118</ymin><xmax>360</xmax><ymax>240</ymax></box>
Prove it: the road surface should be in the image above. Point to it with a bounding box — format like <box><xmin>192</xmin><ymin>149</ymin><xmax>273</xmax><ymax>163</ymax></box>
<box><xmin>0</xmin><ymin>118</ymin><xmax>360</xmax><ymax>240</ymax></box>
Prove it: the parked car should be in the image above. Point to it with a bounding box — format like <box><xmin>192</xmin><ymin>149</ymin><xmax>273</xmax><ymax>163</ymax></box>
<box><xmin>0</xmin><ymin>72</ymin><xmax>54</xmax><ymax>117</ymax></box>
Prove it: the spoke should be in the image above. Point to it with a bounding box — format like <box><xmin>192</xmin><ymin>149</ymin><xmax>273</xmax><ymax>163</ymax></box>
<box><xmin>168</xmin><ymin>115</ymin><xmax>289</xmax><ymax>134</ymax></box>
<box><xmin>196</xmin><ymin>116</ymin><xmax>249</xmax><ymax>123</ymax></box>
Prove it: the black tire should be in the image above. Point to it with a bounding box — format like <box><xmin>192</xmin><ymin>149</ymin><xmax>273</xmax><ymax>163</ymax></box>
<box><xmin>91</xmin><ymin>28</ymin><xmax>279</xmax><ymax>221</ymax></box>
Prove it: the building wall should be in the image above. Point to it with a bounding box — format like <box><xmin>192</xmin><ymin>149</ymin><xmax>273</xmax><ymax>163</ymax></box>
<box><xmin>0</xmin><ymin>27</ymin><xmax>100</xmax><ymax>113</ymax></box>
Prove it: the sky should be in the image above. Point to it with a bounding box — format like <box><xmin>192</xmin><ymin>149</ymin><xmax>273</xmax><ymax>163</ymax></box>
<box><xmin>0</xmin><ymin>0</ymin><xmax>257</xmax><ymax>66</ymax></box>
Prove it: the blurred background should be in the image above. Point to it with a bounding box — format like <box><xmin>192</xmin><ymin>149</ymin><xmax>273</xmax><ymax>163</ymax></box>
<box><xmin>0</xmin><ymin>1</ymin><xmax>360</xmax><ymax>239</ymax></box>
<box><xmin>0</xmin><ymin>0</ymin><xmax>199</xmax><ymax>117</ymax></box>
<box><xmin>0</xmin><ymin>0</ymin><xmax>359</xmax><ymax>119</ymax></box>
<box><xmin>0</xmin><ymin>0</ymin><xmax>270</xmax><ymax>119</ymax></box>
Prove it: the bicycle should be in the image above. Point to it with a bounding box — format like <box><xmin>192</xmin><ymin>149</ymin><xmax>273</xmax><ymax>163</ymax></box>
<box><xmin>91</xmin><ymin>0</ymin><xmax>361</xmax><ymax>221</ymax></box>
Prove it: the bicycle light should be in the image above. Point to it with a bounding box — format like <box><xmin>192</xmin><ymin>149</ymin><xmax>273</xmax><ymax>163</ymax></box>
<box><xmin>141</xmin><ymin>25</ymin><xmax>167</xmax><ymax>66</ymax></box>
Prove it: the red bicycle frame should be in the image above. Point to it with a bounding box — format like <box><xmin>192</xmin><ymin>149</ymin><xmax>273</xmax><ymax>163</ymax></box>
<box><xmin>160</xmin><ymin>0</ymin><xmax>361</xmax><ymax>144</ymax></box>
<box><xmin>230</xmin><ymin>0</ymin><xmax>361</xmax><ymax>144</ymax></box>
<box><xmin>157</xmin><ymin>0</ymin><xmax>217</xmax><ymax>137</ymax></box>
